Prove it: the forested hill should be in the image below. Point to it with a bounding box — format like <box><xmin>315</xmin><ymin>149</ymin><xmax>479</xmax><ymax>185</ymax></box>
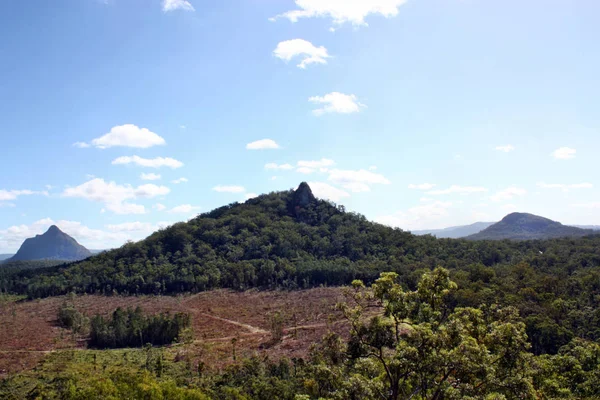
<box><xmin>467</xmin><ymin>212</ymin><xmax>594</xmax><ymax>240</ymax></box>
<box><xmin>0</xmin><ymin>182</ymin><xmax>598</xmax><ymax>297</ymax></box>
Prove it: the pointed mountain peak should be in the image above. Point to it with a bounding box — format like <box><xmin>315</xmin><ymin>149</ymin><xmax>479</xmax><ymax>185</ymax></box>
<box><xmin>46</xmin><ymin>225</ymin><xmax>62</xmax><ymax>234</ymax></box>
<box><xmin>9</xmin><ymin>225</ymin><xmax>91</xmax><ymax>262</ymax></box>
<box><xmin>292</xmin><ymin>182</ymin><xmax>316</xmax><ymax>208</ymax></box>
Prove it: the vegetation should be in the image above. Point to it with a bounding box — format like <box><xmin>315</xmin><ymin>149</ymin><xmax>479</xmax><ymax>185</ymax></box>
<box><xmin>1</xmin><ymin>186</ymin><xmax>599</xmax><ymax>357</ymax></box>
<box><xmin>89</xmin><ymin>307</ymin><xmax>191</xmax><ymax>349</ymax></box>
<box><xmin>57</xmin><ymin>295</ymin><xmax>89</xmax><ymax>334</ymax></box>
<box><xmin>2</xmin><ymin>269</ymin><xmax>599</xmax><ymax>399</ymax></box>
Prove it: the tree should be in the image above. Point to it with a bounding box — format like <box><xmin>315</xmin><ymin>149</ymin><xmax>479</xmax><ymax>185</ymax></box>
<box><xmin>339</xmin><ymin>268</ymin><xmax>537</xmax><ymax>400</ymax></box>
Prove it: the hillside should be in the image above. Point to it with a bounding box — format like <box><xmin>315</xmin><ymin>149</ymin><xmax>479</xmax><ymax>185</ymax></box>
<box><xmin>0</xmin><ymin>254</ymin><xmax>13</xmax><ymax>262</ymax></box>
<box><xmin>412</xmin><ymin>221</ymin><xmax>495</xmax><ymax>238</ymax></box>
<box><xmin>8</xmin><ymin>225</ymin><xmax>92</xmax><ymax>262</ymax></box>
<box><xmin>3</xmin><ymin>183</ymin><xmax>600</xmax><ymax>300</ymax></box>
<box><xmin>467</xmin><ymin>212</ymin><xmax>594</xmax><ymax>240</ymax></box>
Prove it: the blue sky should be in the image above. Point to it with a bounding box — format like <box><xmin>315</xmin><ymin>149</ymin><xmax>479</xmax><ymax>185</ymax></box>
<box><xmin>1</xmin><ymin>0</ymin><xmax>599</xmax><ymax>251</ymax></box>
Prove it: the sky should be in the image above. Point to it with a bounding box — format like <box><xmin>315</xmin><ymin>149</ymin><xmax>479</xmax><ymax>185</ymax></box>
<box><xmin>0</xmin><ymin>0</ymin><xmax>599</xmax><ymax>252</ymax></box>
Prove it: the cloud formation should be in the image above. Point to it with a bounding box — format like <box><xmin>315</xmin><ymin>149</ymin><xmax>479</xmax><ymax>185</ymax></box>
<box><xmin>274</xmin><ymin>39</ymin><xmax>331</xmax><ymax>69</ymax></box>
<box><xmin>112</xmin><ymin>155</ymin><xmax>183</xmax><ymax>169</ymax></box>
<box><xmin>172</xmin><ymin>177</ymin><xmax>188</xmax><ymax>184</ymax></box>
<box><xmin>62</xmin><ymin>178</ymin><xmax>170</xmax><ymax>215</ymax></box>
<box><xmin>162</xmin><ymin>0</ymin><xmax>195</xmax><ymax>12</ymax></box>
<box><xmin>90</xmin><ymin>124</ymin><xmax>166</xmax><ymax>149</ymax></box>
<box><xmin>552</xmin><ymin>147</ymin><xmax>576</xmax><ymax>160</ymax></box>
<box><xmin>0</xmin><ymin>189</ymin><xmax>47</xmax><ymax>202</ymax></box>
<box><xmin>246</xmin><ymin>139</ymin><xmax>280</xmax><ymax>150</ymax></box>
<box><xmin>307</xmin><ymin>182</ymin><xmax>350</xmax><ymax>202</ymax></box>
<box><xmin>309</xmin><ymin>92</ymin><xmax>365</xmax><ymax>116</ymax></box>
<box><xmin>271</xmin><ymin>0</ymin><xmax>407</xmax><ymax>27</ymax></box>
<box><xmin>141</xmin><ymin>173</ymin><xmax>161</xmax><ymax>181</ymax></box>
<box><xmin>328</xmin><ymin>169</ymin><xmax>390</xmax><ymax>192</ymax></box>
<box><xmin>490</xmin><ymin>187</ymin><xmax>527</xmax><ymax>202</ymax></box>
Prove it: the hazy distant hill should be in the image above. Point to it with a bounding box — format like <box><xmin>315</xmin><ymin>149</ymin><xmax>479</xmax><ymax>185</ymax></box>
<box><xmin>467</xmin><ymin>213</ymin><xmax>594</xmax><ymax>240</ymax></box>
<box><xmin>0</xmin><ymin>254</ymin><xmax>13</xmax><ymax>261</ymax></box>
<box><xmin>412</xmin><ymin>222</ymin><xmax>495</xmax><ymax>238</ymax></box>
<box><xmin>8</xmin><ymin>225</ymin><xmax>92</xmax><ymax>262</ymax></box>
<box><xmin>573</xmin><ymin>225</ymin><xmax>600</xmax><ymax>231</ymax></box>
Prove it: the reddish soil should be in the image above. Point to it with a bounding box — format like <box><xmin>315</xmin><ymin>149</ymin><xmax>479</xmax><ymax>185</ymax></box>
<box><xmin>0</xmin><ymin>288</ymin><xmax>348</xmax><ymax>377</ymax></box>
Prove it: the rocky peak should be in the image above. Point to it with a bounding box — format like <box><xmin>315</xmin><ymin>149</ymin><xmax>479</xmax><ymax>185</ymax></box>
<box><xmin>292</xmin><ymin>182</ymin><xmax>316</xmax><ymax>208</ymax></box>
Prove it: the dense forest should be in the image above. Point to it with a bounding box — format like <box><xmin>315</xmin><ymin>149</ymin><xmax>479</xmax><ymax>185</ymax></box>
<box><xmin>1</xmin><ymin>183</ymin><xmax>600</xmax><ymax>355</ymax></box>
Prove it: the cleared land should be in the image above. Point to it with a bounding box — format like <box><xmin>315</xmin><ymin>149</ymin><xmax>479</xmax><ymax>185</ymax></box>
<box><xmin>0</xmin><ymin>288</ymin><xmax>348</xmax><ymax>377</ymax></box>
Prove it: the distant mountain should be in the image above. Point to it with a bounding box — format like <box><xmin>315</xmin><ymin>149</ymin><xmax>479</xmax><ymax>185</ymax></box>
<box><xmin>0</xmin><ymin>254</ymin><xmax>14</xmax><ymax>261</ymax></box>
<box><xmin>467</xmin><ymin>213</ymin><xmax>595</xmax><ymax>240</ymax></box>
<box><xmin>8</xmin><ymin>225</ymin><xmax>92</xmax><ymax>262</ymax></box>
<box><xmin>572</xmin><ymin>225</ymin><xmax>600</xmax><ymax>231</ymax></box>
<box><xmin>412</xmin><ymin>222</ymin><xmax>495</xmax><ymax>239</ymax></box>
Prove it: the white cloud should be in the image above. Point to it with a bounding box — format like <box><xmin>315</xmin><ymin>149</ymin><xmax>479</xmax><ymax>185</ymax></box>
<box><xmin>212</xmin><ymin>185</ymin><xmax>246</xmax><ymax>194</ymax></box>
<box><xmin>141</xmin><ymin>173</ymin><xmax>161</xmax><ymax>181</ymax></box>
<box><xmin>105</xmin><ymin>221</ymin><xmax>170</xmax><ymax>233</ymax></box>
<box><xmin>62</xmin><ymin>178</ymin><xmax>170</xmax><ymax>215</ymax></box>
<box><xmin>297</xmin><ymin>167</ymin><xmax>316</xmax><ymax>174</ymax></box>
<box><xmin>307</xmin><ymin>182</ymin><xmax>350</xmax><ymax>202</ymax></box>
<box><xmin>0</xmin><ymin>189</ymin><xmax>46</xmax><ymax>202</ymax></box>
<box><xmin>244</xmin><ymin>193</ymin><xmax>258</xmax><ymax>200</ymax></box>
<box><xmin>168</xmin><ymin>204</ymin><xmax>201</xmax><ymax>214</ymax></box>
<box><xmin>376</xmin><ymin>201</ymin><xmax>453</xmax><ymax>231</ymax></box>
<box><xmin>273</xmin><ymin>39</ymin><xmax>331</xmax><ymax>69</ymax></box>
<box><xmin>73</xmin><ymin>142</ymin><xmax>91</xmax><ymax>148</ymax></box>
<box><xmin>271</xmin><ymin>176</ymin><xmax>278</xmax><ymax>181</ymax></box>
<box><xmin>495</xmin><ymin>145</ymin><xmax>515</xmax><ymax>153</ymax></box>
<box><xmin>490</xmin><ymin>187</ymin><xmax>527</xmax><ymax>202</ymax></box>
<box><xmin>265</xmin><ymin>163</ymin><xmax>294</xmax><ymax>170</ymax></box>
<box><xmin>271</xmin><ymin>0</ymin><xmax>407</xmax><ymax>27</ymax></box>
<box><xmin>309</xmin><ymin>92</ymin><xmax>365</xmax><ymax>116</ymax></box>
<box><xmin>112</xmin><ymin>155</ymin><xmax>184</xmax><ymax>169</ymax></box>
<box><xmin>408</xmin><ymin>183</ymin><xmax>436</xmax><ymax>190</ymax></box>
<box><xmin>297</xmin><ymin>158</ymin><xmax>335</xmax><ymax>169</ymax></box>
<box><xmin>552</xmin><ymin>147</ymin><xmax>576</xmax><ymax>160</ymax></box>
<box><xmin>90</xmin><ymin>124</ymin><xmax>166</xmax><ymax>149</ymax></box>
<box><xmin>420</xmin><ymin>197</ymin><xmax>433</xmax><ymax>202</ymax></box>
<box><xmin>327</xmin><ymin>169</ymin><xmax>390</xmax><ymax>192</ymax></box>
<box><xmin>369</xmin><ymin>166</ymin><xmax>377</xmax><ymax>171</ymax></box>
<box><xmin>172</xmin><ymin>177</ymin><xmax>189</xmax><ymax>184</ymax></box>
<box><xmin>537</xmin><ymin>182</ymin><xmax>593</xmax><ymax>192</ymax></box>
<box><xmin>162</xmin><ymin>0</ymin><xmax>195</xmax><ymax>12</ymax></box>
<box><xmin>153</xmin><ymin>203</ymin><xmax>167</xmax><ymax>211</ymax></box>
<box><xmin>246</xmin><ymin>139</ymin><xmax>280</xmax><ymax>150</ymax></box>
<box><xmin>427</xmin><ymin>185</ymin><xmax>488</xmax><ymax>196</ymax></box>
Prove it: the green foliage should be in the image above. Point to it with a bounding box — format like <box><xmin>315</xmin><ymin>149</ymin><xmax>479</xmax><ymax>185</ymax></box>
<box><xmin>340</xmin><ymin>269</ymin><xmax>536</xmax><ymax>400</ymax></box>
<box><xmin>89</xmin><ymin>307</ymin><xmax>191</xmax><ymax>349</ymax></box>
<box><xmin>57</xmin><ymin>295</ymin><xmax>89</xmax><ymax>334</ymax></box>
